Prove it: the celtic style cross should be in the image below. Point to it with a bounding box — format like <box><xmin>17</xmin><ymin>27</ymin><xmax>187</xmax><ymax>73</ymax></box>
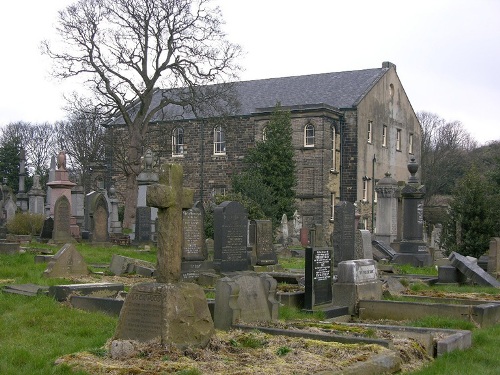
<box><xmin>146</xmin><ymin>163</ymin><xmax>193</xmax><ymax>283</ymax></box>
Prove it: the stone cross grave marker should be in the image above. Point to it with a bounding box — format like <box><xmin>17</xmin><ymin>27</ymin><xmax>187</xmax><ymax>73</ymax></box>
<box><xmin>146</xmin><ymin>163</ymin><xmax>194</xmax><ymax>283</ymax></box>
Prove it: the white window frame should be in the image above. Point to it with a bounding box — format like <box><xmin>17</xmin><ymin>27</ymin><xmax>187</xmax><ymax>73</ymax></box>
<box><xmin>396</xmin><ymin>129</ymin><xmax>402</xmax><ymax>151</ymax></box>
<box><xmin>262</xmin><ymin>126</ymin><xmax>268</xmax><ymax>142</ymax></box>
<box><xmin>367</xmin><ymin>121</ymin><xmax>373</xmax><ymax>143</ymax></box>
<box><xmin>304</xmin><ymin>124</ymin><xmax>315</xmax><ymax>147</ymax></box>
<box><xmin>382</xmin><ymin>125</ymin><xmax>387</xmax><ymax>147</ymax></box>
<box><xmin>409</xmin><ymin>133</ymin><xmax>414</xmax><ymax>154</ymax></box>
<box><xmin>362</xmin><ymin>179</ymin><xmax>368</xmax><ymax>202</ymax></box>
<box><xmin>330</xmin><ymin>192</ymin><xmax>335</xmax><ymax>222</ymax></box>
<box><xmin>172</xmin><ymin>127</ymin><xmax>184</xmax><ymax>157</ymax></box>
<box><xmin>331</xmin><ymin>126</ymin><xmax>336</xmax><ymax>172</ymax></box>
<box><xmin>213</xmin><ymin>126</ymin><xmax>226</xmax><ymax>155</ymax></box>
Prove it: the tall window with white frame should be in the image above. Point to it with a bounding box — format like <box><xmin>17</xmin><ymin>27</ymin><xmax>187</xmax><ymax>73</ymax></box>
<box><xmin>382</xmin><ymin>125</ymin><xmax>387</xmax><ymax>147</ymax></box>
<box><xmin>367</xmin><ymin>121</ymin><xmax>373</xmax><ymax>143</ymax></box>
<box><xmin>396</xmin><ymin>129</ymin><xmax>402</xmax><ymax>151</ymax></box>
<box><xmin>213</xmin><ymin>126</ymin><xmax>226</xmax><ymax>155</ymax></box>
<box><xmin>409</xmin><ymin>133</ymin><xmax>414</xmax><ymax>154</ymax></box>
<box><xmin>330</xmin><ymin>192</ymin><xmax>335</xmax><ymax>222</ymax></box>
<box><xmin>304</xmin><ymin>124</ymin><xmax>315</xmax><ymax>147</ymax></box>
<box><xmin>331</xmin><ymin>126</ymin><xmax>336</xmax><ymax>172</ymax></box>
<box><xmin>172</xmin><ymin>127</ymin><xmax>184</xmax><ymax>156</ymax></box>
<box><xmin>362</xmin><ymin>178</ymin><xmax>369</xmax><ymax>202</ymax></box>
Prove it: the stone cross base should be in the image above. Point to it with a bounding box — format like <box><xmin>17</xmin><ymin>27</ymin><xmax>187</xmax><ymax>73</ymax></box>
<box><xmin>113</xmin><ymin>282</ymin><xmax>214</xmax><ymax>348</ymax></box>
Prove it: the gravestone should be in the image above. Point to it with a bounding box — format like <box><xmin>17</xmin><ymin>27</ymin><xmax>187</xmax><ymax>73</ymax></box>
<box><xmin>374</xmin><ymin>173</ymin><xmax>400</xmax><ymax>245</ymax></box>
<box><xmin>40</xmin><ymin>217</ymin><xmax>54</xmax><ymax>240</ymax></box>
<box><xmin>182</xmin><ymin>205</ymin><xmax>206</xmax><ymax>261</ymax></box>
<box><xmin>281</xmin><ymin>213</ymin><xmax>289</xmax><ymax>245</ymax></box>
<box><xmin>333</xmin><ymin>259</ymin><xmax>382</xmax><ymax>314</ymax></box>
<box><xmin>214</xmin><ymin>273</ymin><xmax>279</xmax><ymax>330</ymax></box>
<box><xmin>135</xmin><ymin>206</ymin><xmax>152</xmax><ymax>242</ymax></box>
<box><xmin>43</xmin><ymin>243</ymin><xmax>89</xmax><ymax>278</ymax></box>
<box><xmin>332</xmin><ymin>201</ymin><xmax>356</xmax><ymax>266</ymax></box>
<box><xmin>213</xmin><ymin>201</ymin><xmax>249</xmax><ymax>273</ymax></box>
<box><xmin>113</xmin><ymin>164</ymin><xmax>213</xmax><ymax>350</ymax></box>
<box><xmin>92</xmin><ymin>194</ymin><xmax>109</xmax><ymax>243</ymax></box>
<box><xmin>394</xmin><ymin>159</ymin><xmax>432</xmax><ymax>266</ymax></box>
<box><xmin>52</xmin><ymin>196</ymin><xmax>74</xmax><ymax>243</ymax></box>
<box><xmin>28</xmin><ymin>174</ymin><xmax>45</xmax><ymax>214</ymax></box>
<box><xmin>304</xmin><ymin>247</ymin><xmax>333</xmax><ymax>310</ymax></box>
<box><xmin>487</xmin><ymin>238</ymin><xmax>500</xmax><ymax>279</ymax></box>
<box><xmin>355</xmin><ymin>229</ymin><xmax>373</xmax><ymax>259</ymax></box>
<box><xmin>450</xmin><ymin>251</ymin><xmax>500</xmax><ymax>287</ymax></box>
<box><xmin>249</xmin><ymin>219</ymin><xmax>277</xmax><ymax>266</ymax></box>
<box><xmin>181</xmin><ymin>204</ymin><xmax>214</xmax><ymax>280</ymax></box>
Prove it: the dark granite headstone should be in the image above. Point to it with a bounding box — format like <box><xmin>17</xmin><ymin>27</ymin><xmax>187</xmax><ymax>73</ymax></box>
<box><xmin>304</xmin><ymin>247</ymin><xmax>333</xmax><ymax>310</ymax></box>
<box><xmin>182</xmin><ymin>206</ymin><xmax>206</xmax><ymax>261</ymax></box>
<box><xmin>53</xmin><ymin>196</ymin><xmax>72</xmax><ymax>242</ymax></box>
<box><xmin>40</xmin><ymin>217</ymin><xmax>54</xmax><ymax>239</ymax></box>
<box><xmin>250</xmin><ymin>220</ymin><xmax>277</xmax><ymax>266</ymax></box>
<box><xmin>135</xmin><ymin>206</ymin><xmax>152</xmax><ymax>242</ymax></box>
<box><xmin>213</xmin><ymin>201</ymin><xmax>249</xmax><ymax>272</ymax></box>
<box><xmin>332</xmin><ymin>201</ymin><xmax>355</xmax><ymax>266</ymax></box>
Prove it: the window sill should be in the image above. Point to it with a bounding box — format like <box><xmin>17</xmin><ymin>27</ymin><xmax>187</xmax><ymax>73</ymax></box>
<box><xmin>330</xmin><ymin>169</ymin><xmax>339</xmax><ymax>175</ymax></box>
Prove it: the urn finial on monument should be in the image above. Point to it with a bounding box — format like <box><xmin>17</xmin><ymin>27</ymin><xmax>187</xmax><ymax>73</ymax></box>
<box><xmin>407</xmin><ymin>157</ymin><xmax>419</xmax><ymax>184</ymax></box>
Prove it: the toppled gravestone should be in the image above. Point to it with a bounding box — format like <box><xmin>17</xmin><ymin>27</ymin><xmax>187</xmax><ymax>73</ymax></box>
<box><xmin>449</xmin><ymin>251</ymin><xmax>500</xmax><ymax>287</ymax></box>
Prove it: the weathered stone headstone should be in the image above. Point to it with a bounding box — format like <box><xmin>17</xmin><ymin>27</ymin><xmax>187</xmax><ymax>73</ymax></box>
<box><xmin>332</xmin><ymin>259</ymin><xmax>382</xmax><ymax>314</ymax></box>
<box><xmin>249</xmin><ymin>219</ymin><xmax>277</xmax><ymax>266</ymax></box>
<box><xmin>450</xmin><ymin>251</ymin><xmax>500</xmax><ymax>287</ymax></box>
<box><xmin>214</xmin><ymin>273</ymin><xmax>279</xmax><ymax>330</ymax></box>
<box><xmin>281</xmin><ymin>213</ymin><xmax>289</xmax><ymax>245</ymax></box>
<box><xmin>43</xmin><ymin>243</ymin><xmax>89</xmax><ymax>278</ymax></box>
<box><xmin>213</xmin><ymin>201</ymin><xmax>249</xmax><ymax>273</ymax></box>
<box><xmin>92</xmin><ymin>194</ymin><xmax>109</xmax><ymax>243</ymax></box>
<box><xmin>182</xmin><ymin>206</ymin><xmax>206</xmax><ymax>261</ymax></box>
<box><xmin>488</xmin><ymin>238</ymin><xmax>500</xmax><ymax>279</ymax></box>
<box><xmin>300</xmin><ymin>227</ymin><xmax>309</xmax><ymax>247</ymax></box>
<box><xmin>28</xmin><ymin>174</ymin><xmax>45</xmax><ymax>214</ymax></box>
<box><xmin>52</xmin><ymin>196</ymin><xmax>73</xmax><ymax>243</ymax></box>
<box><xmin>304</xmin><ymin>247</ymin><xmax>333</xmax><ymax>310</ymax></box>
<box><xmin>332</xmin><ymin>201</ymin><xmax>356</xmax><ymax>266</ymax></box>
<box><xmin>113</xmin><ymin>164</ymin><xmax>213</xmax><ymax>349</ymax></box>
<box><xmin>374</xmin><ymin>172</ymin><xmax>399</xmax><ymax>245</ymax></box>
<box><xmin>355</xmin><ymin>229</ymin><xmax>373</xmax><ymax>259</ymax></box>
<box><xmin>109</xmin><ymin>254</ymin><xmax>156</xmax><ymax>276</ymax></box>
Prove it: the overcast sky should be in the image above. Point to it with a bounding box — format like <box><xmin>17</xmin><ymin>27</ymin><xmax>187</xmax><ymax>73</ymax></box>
<box><xmin>1</xmin><ymin>0</ymin><xmax>499</xmax><ymax>145</ymax></box>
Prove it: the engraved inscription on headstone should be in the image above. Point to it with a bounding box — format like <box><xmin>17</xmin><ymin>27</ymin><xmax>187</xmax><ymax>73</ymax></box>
<box><xmin>182</xmin><ymin>207</ymin><xmax>205</xmax><ymax>261</ymax></box>
<box><xmin>117</xmin><ymin>289</ymin><xmax>163</xmax><ymax>341</ymax></box>
<box><xmin>135</xmin><ymin>206</ymin><xmax>152</xmax><ymax>242</ymax></box>
<box><xmin>253</xmin><ymin>220</ymin><xmax>277</xmax><ymax>266</ymax></box>
<box><xmin>304</xmin><ymin>247</ymin><xmax>333</xmax><ymax>309</ymax></box>
<box><xmin>332</xmin><ymin>201</ymin><xmax>355</xmax><ymax>265</ymax></box>
<box><xmin>214</xmin><ymin>201</ymin><xmax>249</xmax><ymax>272</ymax></box>
<box><xmin>53</xmin><ymin>196</ymin><xmax>71</xmax><ymax>242</ymax></box>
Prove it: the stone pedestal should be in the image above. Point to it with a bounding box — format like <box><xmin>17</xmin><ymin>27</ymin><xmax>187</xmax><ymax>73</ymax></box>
<box><xmin>114</xmin><ymin>282</ymin><xmax>213</xmax><ymax>348</ymax></box>
<box><xmin>374</xmin><ymin>173</ymin><xmax>399</xmax><ymax>245</ymax></box>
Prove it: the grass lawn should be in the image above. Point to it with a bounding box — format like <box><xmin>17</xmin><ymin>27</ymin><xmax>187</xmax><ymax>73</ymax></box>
<box><xmin>1</xmin><ymin>242</ymin><xmax>500</xmax><ymax>374</ymax></box>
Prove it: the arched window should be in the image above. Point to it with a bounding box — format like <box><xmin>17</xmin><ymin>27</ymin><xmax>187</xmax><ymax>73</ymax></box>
<box><xmin>304</xmin><ymin>124</ymin><xmax>315</xmax><ymax>147</ymax></box>
<box><xmin>172</xmin><ymin>127</ymin><xmax>184</xmax><ymax>156</ymax></box>
<box><xmin>262</xmin><ymin>126</ymin><xmax>268</xmax><ymax>141</ymax></box>
<box><xmin>214</xmin><ymin>126</ymin><xmax>226</xmax><ymax>155</ymax></box>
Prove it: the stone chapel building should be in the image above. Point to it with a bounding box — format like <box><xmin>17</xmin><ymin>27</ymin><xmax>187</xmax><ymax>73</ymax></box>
<box><xmin>106</xmin><ymin>61</ymin><xmax>421</xmax><ymax>242</ymax></box>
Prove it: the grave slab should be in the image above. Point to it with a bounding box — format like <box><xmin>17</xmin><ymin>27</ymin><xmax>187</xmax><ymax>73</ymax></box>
<box><xmin>48</xmin><ymin>282</ymin><xmax>124</xmax><ymax>301</ymax></box>
<box><xmin>70</xmin><ymin>295</ymin><xmax>124</xmax><ymax>316</ymax></box>
<box><xmin>2</xmin><ymin>283</ymin><xmax>49</xmax><ymax>296</ymax></box>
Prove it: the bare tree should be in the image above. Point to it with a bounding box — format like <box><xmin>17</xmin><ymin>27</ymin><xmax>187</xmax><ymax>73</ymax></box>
<box><xmin>42</xmin><ymin>0</ymin><xmax>241</xmax><ymax>229</ymax></box>
<box><xmin>418</xmin><ymin>111</ymin><xmax>477</xmax><ymax>203</ymax></box>
<box><xmin>56</xmin><ymin>95</ymin><xmax>107</xmax><ymax>193</ymax></box>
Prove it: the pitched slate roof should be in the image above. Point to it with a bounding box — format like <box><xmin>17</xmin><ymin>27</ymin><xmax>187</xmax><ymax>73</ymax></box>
<box><xmin>109</xmin><ymin>65</ymin><xmax>389</xmax><ymax>125</ymax></box>
<box><xmin>232</xmin><ymin>67</ymin><xmax>388</xmax><ymax>115</ymax></box>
